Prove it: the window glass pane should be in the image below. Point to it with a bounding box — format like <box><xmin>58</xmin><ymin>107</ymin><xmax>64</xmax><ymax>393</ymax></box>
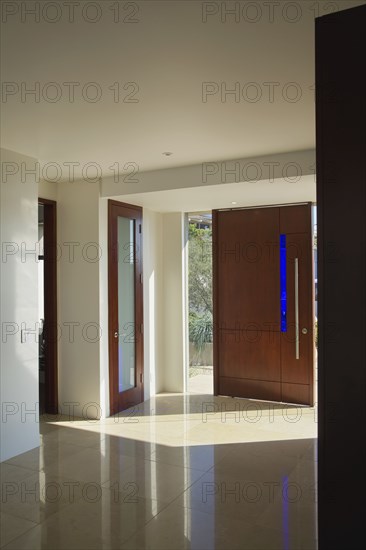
<box><xmin>117</xmin><ymin>216</ymin><xmax>135</xmax><ymax>393</ymax></box>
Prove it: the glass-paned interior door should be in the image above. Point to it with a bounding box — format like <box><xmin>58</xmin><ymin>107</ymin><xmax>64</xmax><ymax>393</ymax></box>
<box><xmin>108</xmin><ymin>200</ymin><xmax>143</xmax><ymax>415</ymax></box>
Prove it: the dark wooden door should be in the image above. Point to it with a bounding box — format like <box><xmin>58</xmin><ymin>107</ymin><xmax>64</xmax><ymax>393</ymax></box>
<box><xmin>108</xmin><ymin>200</ymin><xmax>143</xmax><ymax>415</ymax></box>
<box><xmin>213</xmin><ymin>204</ymin><xmax>314</xmax><ymax>405</ymax></box>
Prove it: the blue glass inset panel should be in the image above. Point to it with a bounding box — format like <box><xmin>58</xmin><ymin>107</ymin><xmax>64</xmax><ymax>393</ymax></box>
<box><xmin>280</xmin><ymin>234</ymin><xmax>287</xmax><ymax>332</ymax></box>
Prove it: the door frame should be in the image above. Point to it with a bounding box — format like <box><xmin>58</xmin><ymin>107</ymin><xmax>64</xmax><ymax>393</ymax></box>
<box><xmin>38</xmin><ymin>197</ymin><xmax>58</xmax><ymax>414</ymax></box>
<box><xmin>108</xmin><ymin>199</ymin><xmax>144</xmax><ymax>415</ymax></box>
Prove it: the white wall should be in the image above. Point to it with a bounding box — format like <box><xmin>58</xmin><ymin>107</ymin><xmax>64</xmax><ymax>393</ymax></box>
<box><xmin>0</xmin><ymin>148</ymin><xmax>40</xmax><ymax>461</ymax></box>
<box><xmin>162</xmin><ymin>213</ymin><xmax>187</xmax><ymax>392</ymax></box>
<box><xmin>39</xmin><ymin>179</ymin><xmax>102</xmax><ymax>420</ymax></box>
<box><xmin>39</xmin><ymin>180</ymin><xmax>57</xmax><ymax>202</ymax></box>
<box><xmin>143</xmin><ymin>209</ymin><xmax>164</xmax><ymax>398</ymax></box>
<box><xmin>56</xmin><ymin>180</ymin><xmax>101</xmax><ymax>419</ymax></box>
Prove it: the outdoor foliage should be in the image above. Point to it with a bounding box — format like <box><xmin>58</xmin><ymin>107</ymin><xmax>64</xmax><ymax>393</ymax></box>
<box><xmin>188</xmin><ymin>223</ymin><xmax>213</xmax><ymax>351</ymax></box>
<box><xmin>189</xmin><ymin>311</ymin><xmax>213</xmax><ymax>351</ymax></box>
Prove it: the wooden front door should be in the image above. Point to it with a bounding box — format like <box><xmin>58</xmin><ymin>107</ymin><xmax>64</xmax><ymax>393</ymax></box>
<box><xmin>213</xmin><ymin>203</ymin><xmax>314</xmax><ymax>406</ymax></box>
<box><xmin>108</xmin><ymin>200</ymin><xmax>143</xmax><ymax>415</ymax></box>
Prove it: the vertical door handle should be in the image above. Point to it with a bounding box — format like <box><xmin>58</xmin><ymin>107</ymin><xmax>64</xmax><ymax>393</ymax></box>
<box><xmin>294</xmin><ymin>258</ymin><xmax>299</xmax><ymax>359</ymax></box>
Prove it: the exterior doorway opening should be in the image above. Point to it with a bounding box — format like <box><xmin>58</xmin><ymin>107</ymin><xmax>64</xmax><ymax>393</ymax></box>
<box><xmin>187</xmin><ymin>212</ymin><xmax>213</xmax><ymax>394</ymax></box>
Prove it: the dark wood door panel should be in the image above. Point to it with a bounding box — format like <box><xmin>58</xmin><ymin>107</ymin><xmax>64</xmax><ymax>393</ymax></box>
<box><xmin>281</xmin><ymin>383</ymin><xmax>310</xmax><ymax>406</ymax></box>
<box><xmin>280</xmin><ymin>204</ymin><xmax>311</xmax><ymax>234</ymax></box>
<box><xmin>280</xmin><ymin>332</ymin><xmax>312</xmax><ymax>386</ymax></box>
<box><xmin>219</xmin><ymin>330</ymin><xmax>280</xmax><ymax>381</ymax></box>
<box><xmin>217</xmin><ymin>207</ymin><xmax>280</xmax><ymax>327</ymax></box>
<box><xmin>219</xmin><ymin>377</ymin><xmax>281</xmax><ymax>402</ymax></box>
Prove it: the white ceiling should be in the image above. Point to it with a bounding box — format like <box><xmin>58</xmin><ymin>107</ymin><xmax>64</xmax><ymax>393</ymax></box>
<box><xmin>1</xmin><ymin>0</ymin><xmax>364</xmax><ymax>177</ymax></box>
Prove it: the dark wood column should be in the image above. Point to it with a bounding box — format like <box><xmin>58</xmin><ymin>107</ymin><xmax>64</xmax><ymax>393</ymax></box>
<box><xmin>316</xmin><ymin>5</ymin><xmax>366</xmax><ymax>549</ymax></box>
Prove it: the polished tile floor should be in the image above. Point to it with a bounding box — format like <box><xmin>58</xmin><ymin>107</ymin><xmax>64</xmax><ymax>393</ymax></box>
<box><xmin>0</xmin><ymin>393</ymin><xmax>317</xmax><ymax>549</ymax></box>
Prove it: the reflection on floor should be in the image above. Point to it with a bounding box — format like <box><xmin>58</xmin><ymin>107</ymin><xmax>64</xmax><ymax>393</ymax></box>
<box><xmin>0</xmin><ymin>393</ymin><xmax>317</xmax><ymax>549</ymax></box>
